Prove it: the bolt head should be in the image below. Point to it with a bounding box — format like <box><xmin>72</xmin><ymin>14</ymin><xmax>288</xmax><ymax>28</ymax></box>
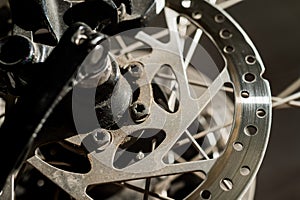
<box><xmin>136</xmin><ymin>151</ymin><xmax>145</xmax><ymax>160</ymax></box>
<box><xmin>91</xmin><ymin>129</ymin><xmax>111</xmax><ymax>151</ymax></box>
<box><xmin>127</xmin><ymin>61</ymin><xmax>144</xmax><ymax>78</ymax></box>
<box><xmin>130</xmin><ymin>102</ymin><xmax>150</xmax><ymax>123</ymax></box>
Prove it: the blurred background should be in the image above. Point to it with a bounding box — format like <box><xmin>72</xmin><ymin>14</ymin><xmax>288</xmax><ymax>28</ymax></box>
<box><xmin>227</xmin><ymin>0</ymin><xmax>300</xmax><ymax>199</ymax></box>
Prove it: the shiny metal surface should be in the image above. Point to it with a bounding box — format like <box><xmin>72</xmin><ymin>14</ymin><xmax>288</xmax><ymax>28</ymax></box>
<box><xmin>166</xmin><ymin>1</ymin><xmax>272</xmax><ymax>199</ymax></box>
<box><xmin>0</xmin><ymin>0</ymin><xmax>274</xmax><ymax>199</ymax></box>
<box><xmin>25</xmin><ymin>1</ymin><xmax>272</xmax><ymax>199</ymax></box>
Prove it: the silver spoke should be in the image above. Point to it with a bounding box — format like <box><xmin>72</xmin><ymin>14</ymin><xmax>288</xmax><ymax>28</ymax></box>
<box><xmin>175</xmin><ymin>121</ymin><xmax>232</xmax><ymax>147</ymax></box>
<box><xmin>183</xmin><ymin>28</ymin><xmax>203</xmax><ymax>70</ymax></box>
<box><xmin>120</xmin><ymin>182</ymin><xmax>174</xmax><ymax>200</ymax></box>
<box><xmin>179</xmin><ymin>68</ymin><xmax>230</xmax><ymax>132</ymax></box>
<box><xmin>156</xmin><ymin>73</ymin><xmax>234</xmax><ymax>93</ymax></box>
<box><xmin>272</xmin><ymin>92</ymin><xmax>300</xmax><ymax>108</ymax></box>
<box><xmin>185</xmin><ymin>130</ymin><xmax>209</xmax><ymax>160</ymax></box>
<box><xmin>143</xmin><ymin>139</ymin><xmax>156</xmax><ymax>200</ymax></box>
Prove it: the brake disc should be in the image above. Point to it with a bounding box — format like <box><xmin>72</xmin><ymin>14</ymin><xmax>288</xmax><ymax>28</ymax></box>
<box><xmin>1</xmin><ymin>0</ymin><xmax>272</xmax><ymax>199</ymax></box>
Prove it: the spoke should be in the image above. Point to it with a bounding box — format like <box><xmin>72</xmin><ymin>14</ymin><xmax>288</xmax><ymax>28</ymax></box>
<box><xmin>157</xmin><ymin>72</ymin><xmax>299</xmax><ymax>109</ymax></box>
<box><xmin>172</xmin><ymin>151</ymin><xmax>207</xmax><ymax>179</ymax></box>
<box><xmin>183</xmin><ymin>68</ymin><xmax>229</xmax><ymax>129</ymax></box>
<box><xmin>143</xmin><ymin>178</ymin><xmax>151</xmax><ymax>200</ymax></box>
<box><xmin>176</xmin><ymin>121</ymin><xmax>233</xmax><ymax>147</ymax></box>
<box><xmin>288</xmin><ymin>101</ymin><xmax>300</xmax><ymax>108</ymax></box>
<box><xmin>272</xmin><ymin>97</ymin><xmax>300</xmax><ymax>109</ymax></box>
<box><xmin>154</xmin><ymin>151</ymin><xmax>206</xmax><ymax>194</ymax></box>
<box><xmin>143</xmin><ymin>139</ymin><xmax>156</xmax><ymax>200</ymax></box>
<box><xmin>272</xmin><ymin>92</ymin><xmax>300</xmax><ymax>108</ymax></box>
<box><xmin>272</xmin><ymin>78</ymin><xmax>300</xmax><ymax>109</ymax></box>
<box><xmin>156</xmin><ymin>73</ymin><xmax>234</xmax><ymax>93</ymax></box>
<box><xmin>185</xmin><ymin>130</ymin><xmax>209</xmax><ymax>159</ymax></box>
<box><xmin>184</xmin><ymin>28</ymin><xmax>203</xmax><ymax>70</ymax></box>
<box><xmin>119</xmin><ymin>182</ymin><xmax>174</xmax><ymax>200</ymax></box>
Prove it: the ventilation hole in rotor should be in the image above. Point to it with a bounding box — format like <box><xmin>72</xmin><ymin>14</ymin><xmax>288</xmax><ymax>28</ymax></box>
<box><xmin>244</xmin><ymin>125</ymin><xmax>258</xmax><ymax>136</ymax></box>
<box><xmin>220</xmin><ymin>178</ymin><xmax>233</xmax><ymax>191</ymax></box>
<box><xmin>240</xmin><ymin>166</ymin><xmax>251</xmax><ymax>176</ymax></box>
<box><xmin>152</xmin><ymin>65</ymin><xmax>180</xmax><ymax>113</ymax></box>
<box><xmin>201</xmin><ymin>190</ymin><xmax>212</xmax><ymax>199</ymax></box>
<box><xmin>243</xmin><ymin>73</ymin><xmax>256</xmax><ymax>83</ymax></box>
<box><xmin>233</xmin><ymin>142</ymin><xmax>243</xmax><ymax>151</ymax></box>
<box><xmin>220</xmin><ymin>29</ymin><xmax>232</xmax><ymax>39</ymax></box>
<box><xmin>245</xmin><ymin>55</ymin><xmax>256</xmax><ymax>65</ymax></box>
<box><xmin>37</xmin><ymin>141</ymin><xmax>91</xmax><ymax>173</ymax></box>
<box><xmin>86</xmin><ymin>183</ymin><xmax>124</xmax><ymax>200</ymax></box>
<box><xmin>215</xmin><ymin>14</ymin><xmax>225</xmax><ymax>23</ymax></box>
<box><xmin>113</xmin><ymin>129</ymin><xmax>166</xmax><ymax>169</ymax></box>
<box><xmin>166</xmin><ymin>172</ymin><xmax>206</xmax><ymax>199</ymax></box>
<box><xmin>192</xmin><ymin>12</ymin><xmax>202</xmax><ymax>20</ymax></box>
<box><xmin>257</xmin><ymin>109</ymin><xmax>266</xmax><ymax>118</ymax></box>
<box><xmin>224</xmin><ymin>45</ymin><xmax>235</xmax><ymax>54</ymax></box>
<box><xmin>241</xmin><ymin>91</ymin><xmax>249</xmax><ymax>98</ymax></box>
<box><xmin>181</xmin><ymin>0</ymin><xmax>192</xmax><ymax>8</ymax></box>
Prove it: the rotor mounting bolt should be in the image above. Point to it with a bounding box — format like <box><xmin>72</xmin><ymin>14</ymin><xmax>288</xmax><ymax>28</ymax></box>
<box><xmin>127</xmin><ymin>61</ymin><xmax>144</xmax><ymax>78</ymax></box>
<box><xmin>136</xmin><ymin>151</ymin><xmax>145</xmax><ymax>160</ymax></box>
<box><xmin>130</xmin><ymin>101</ymin><xmax>150</xmax><ymax>123</ymax></box>
<box><xmin>91</xmin><ymin>129</ymin><xmax>112</xmax><ymax>151</ymax></box>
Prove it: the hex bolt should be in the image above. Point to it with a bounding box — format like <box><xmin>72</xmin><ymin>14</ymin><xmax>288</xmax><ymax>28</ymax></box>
<box><xmin>127</xmin><ymin>61</ymin><xmax>144</xmax><ymax>78</ymax></box>
<box><xmin>130</xmin><ymin>101</ymin><xmax>150</xmax><ymax>123</ymax></box>
<box><xmin>91</xmin><ymin>129</ymin><xmax>112</xmax><ymax>151</ymax></box>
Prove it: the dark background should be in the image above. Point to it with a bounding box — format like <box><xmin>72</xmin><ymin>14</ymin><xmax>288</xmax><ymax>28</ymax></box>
<box><xmin>227</xmin><ymin>1</ymin><xmax>300</xmax><ymax>199</ymax></box>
